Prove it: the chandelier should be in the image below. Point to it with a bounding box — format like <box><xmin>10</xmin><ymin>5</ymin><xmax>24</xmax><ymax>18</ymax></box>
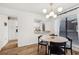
<box><xmin>42</xmin><ymin>3</ymin><xmax>63</xmax><ymax>19</ymax></box>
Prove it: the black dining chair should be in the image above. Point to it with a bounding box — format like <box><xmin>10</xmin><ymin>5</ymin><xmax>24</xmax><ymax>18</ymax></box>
<box><xmin>66</xmin><ymin>37</ymin><xmax>72</xmax><ymax>55</ymax></box>
<box><xmin>65</xmin><ymin>17</ymin><xmax>73</xmax><ymax>55</ymax></box>
<box><xmin>60</xmin><ymin>37</ymin><xmax>72</xmax><ymax>55</ymax></box>
<box><xmin>38</xmin><ymin>35</ymin><xmax>48</xmax><ymax>54</ymax></box>
<box><xmin>48</xmin><ymin>42</ymin><xmax>66</xmax><ymax>55</ymax></box>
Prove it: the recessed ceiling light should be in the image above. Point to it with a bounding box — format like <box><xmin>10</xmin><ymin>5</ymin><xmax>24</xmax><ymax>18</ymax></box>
<box><xmin>57</xmin><ymin>7</ymin><xmax>63</xmax><ymax>12</ymax></box>
<box><xmin>42</xmin><ymin>9</ymin><xmax>47</xmax><ymax>14</ymax></box>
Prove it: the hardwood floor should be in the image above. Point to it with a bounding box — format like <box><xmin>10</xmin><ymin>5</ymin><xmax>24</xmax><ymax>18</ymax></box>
<box><xmin>0</xmin><ymin>44</ymin><xmax>79</xmax><ymax>55</ymax></box>
<box><xmin>2</xmin><ymin>40</ymin><xmax>18</xmax><ymax>50</ymax></box>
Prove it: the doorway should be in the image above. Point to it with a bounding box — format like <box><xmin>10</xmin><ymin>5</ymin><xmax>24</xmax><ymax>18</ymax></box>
<box><xmin>8</xmin><ymin>16</ymin><xmax>18</xmax><ymax>41</ymax></box>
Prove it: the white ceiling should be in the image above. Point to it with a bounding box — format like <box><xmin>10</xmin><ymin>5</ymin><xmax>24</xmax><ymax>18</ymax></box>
<box><xmin>0</xmin><ymin>3</ymin><xmax>78</xmax><ymax>14</ymax></box>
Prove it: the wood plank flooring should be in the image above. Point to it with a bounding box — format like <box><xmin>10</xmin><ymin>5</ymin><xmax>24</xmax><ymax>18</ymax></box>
<box><xmin>0</xmin><ymin>44</ymin><xmax>79</xmax><ymax>55</ymax></box>
<box><xmin>2</xmin><ymin>40</ymin><xmax>17</xmax><ymax>50</ymax></box>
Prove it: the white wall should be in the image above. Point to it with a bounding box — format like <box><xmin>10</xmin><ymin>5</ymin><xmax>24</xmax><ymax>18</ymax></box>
<box><xmin>54</xmin><ymin>19</ymin><xmax>61</xmax><ymax>35</ymax></box>
<box><xmin>44</xmin><ymin>19</ymin><xmax>55</xmax><ymax>35</ymax></box>
<box><xmin>0</xmin><ymin>6</ymin><xmax>42</xmax><ymax>47</ymax></box>
<box><xmin>18</xmin><ymin>13</ymin><xmax>42</xmax><ymax>47</ymax></box>
<box><xmin>0</xmin><ymin>15</ymin><xmax>8</xmax><ymax>49</ymax></box>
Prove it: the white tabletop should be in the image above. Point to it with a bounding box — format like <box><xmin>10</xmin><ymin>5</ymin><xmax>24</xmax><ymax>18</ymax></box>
<box><xmin>40</xmin><ymin>35</ymin><xmax>68</xmax><ymax>43</ymax></box>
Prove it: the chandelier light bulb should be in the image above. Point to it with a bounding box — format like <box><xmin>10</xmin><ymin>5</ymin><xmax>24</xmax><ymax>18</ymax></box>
<box><xmin>57</xmin><ymin>7</ymin><xmax>63</xmax><ymax>12</ymax></box>
<box><xmin>49</xmin><ymin>11</ymin><xmax>54</xmax><ymax>16</ymax></box>
<box><xmin>53</xmin><ymin>14</ymin><xmax>57</xmax><ymax>18</ymax></box>
<box><xmin>46</xmin><ymin>15</ymin><xmax>50</xmax><ymax>19</ymax></box>
<box><xmin>42</xmin><ymin>3</ymin><xmax>63</xmax><ymax>18</ymax></box>
<box><xmin>42</xmin><ymin>9</ymin><xmax>47</xmax><ymax>14</ymax></box>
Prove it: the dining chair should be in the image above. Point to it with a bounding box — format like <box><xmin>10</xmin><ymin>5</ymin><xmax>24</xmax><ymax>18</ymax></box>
<box><xmin>48</xmin><ymin>42</ymin><xmax>66</xmax><ymax>55</ymax></box>
<box><xmin>60</xmin><ymin>37</ymin><xmax>72</xmax><ymax>55</ymax></box>
<box><xmin>66</xmin><ymin>37</ymin><xmax>72</xmax><ymax>55</ymax></box>
<box><xmin>65</xmin><ymin>17</ymin><xmax>73</xmax><ymax>55</ymax></box>
<box><xmin>38</xmin><ymin>35</ymin><xmax>48</xmax><ymax>54</ymax></box>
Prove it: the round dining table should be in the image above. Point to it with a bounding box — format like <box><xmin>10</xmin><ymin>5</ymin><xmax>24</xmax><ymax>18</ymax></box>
<box><xmin>40</xmin><ymin>35</ymin><xmax>68</xmax><ymax>55</ymax></box>
<box><xmin>40</xmin><ymin>35</ymin><xmax>68</xmax><ymax>43</ymax></box>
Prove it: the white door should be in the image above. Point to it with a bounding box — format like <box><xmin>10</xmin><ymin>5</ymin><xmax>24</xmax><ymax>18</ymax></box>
<box><xmin>8</xmin><ymin>17</ymin><xmax>17</xmax><ymax>40</ymax></box>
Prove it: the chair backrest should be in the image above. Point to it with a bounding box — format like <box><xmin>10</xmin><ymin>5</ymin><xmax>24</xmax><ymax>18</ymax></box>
<box><xmin>66</xmin><ymin>36</ymin><xmax>72</xmax><ymax>41</ymax></box>
<box><xmin>50</xmin><ymin>42</ymin><xmax>66</xmax><ymax>47</ymax></box>
<box><xmin>49</xmin><ymin>42</ymin><xmax>66</xmax><ymax>55</ymax></box>
<box><xmin>49</xmin><ymin>34</ymin><xmax>58</xmax><ymax>36</ymax></box>
<box><xmin>66</xmin><ymin>36</ymin><xmax>72</xmax><ymax>48</ymax></box>
<box><xmin>38</xmin><ymin>35</ymin><xmax>42</xmax><ymax>42</ymax></box>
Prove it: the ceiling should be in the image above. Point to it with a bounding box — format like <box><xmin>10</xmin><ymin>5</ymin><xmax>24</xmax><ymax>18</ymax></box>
<box><xmin>0</xmin><ymin>3</ymin><xmax>78</xmax><ymax>15</ymax></box>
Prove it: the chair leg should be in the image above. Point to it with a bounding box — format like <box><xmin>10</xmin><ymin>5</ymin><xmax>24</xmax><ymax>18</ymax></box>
<box><xmin>48</xmin><ymin>46</ymin><xmax>50</xmax><ymax>55</ymax></box>
<box><xmin>45</xmin><ymin>46</ymin><xmax>47</xmax><ymax>55</ymax></box>
<box><xmin>65</xmin><ymin>49</ymin><xmax>67</xmax><ymax>54</ymax></box>
<box><xmin>38</xmin><ymin>44</ymin><xmax>39</xmax><ymax>54</ymax></box>
<box><xmin>71</xmin><ymin>49</ymin><xmax>72</xmax><ymax>55</ymax></box>
<box><xmin>64</xmin><ymin>49</ymin><xmax>67</xmax><ymax>55</ymax></box>
<box><xmin>41</xmin><ymin>45</ymin><xmax>42</xmax><ymax>48</ymax></box>
<box><xmin>64</xmin><ymin>44</ymin><xmax>66</xmax><ymax>55</ymax></box>
<box><xmin>64</xmin><ymin>49</ymin><xmax>66</xmax><ymax>55</ymax></box>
